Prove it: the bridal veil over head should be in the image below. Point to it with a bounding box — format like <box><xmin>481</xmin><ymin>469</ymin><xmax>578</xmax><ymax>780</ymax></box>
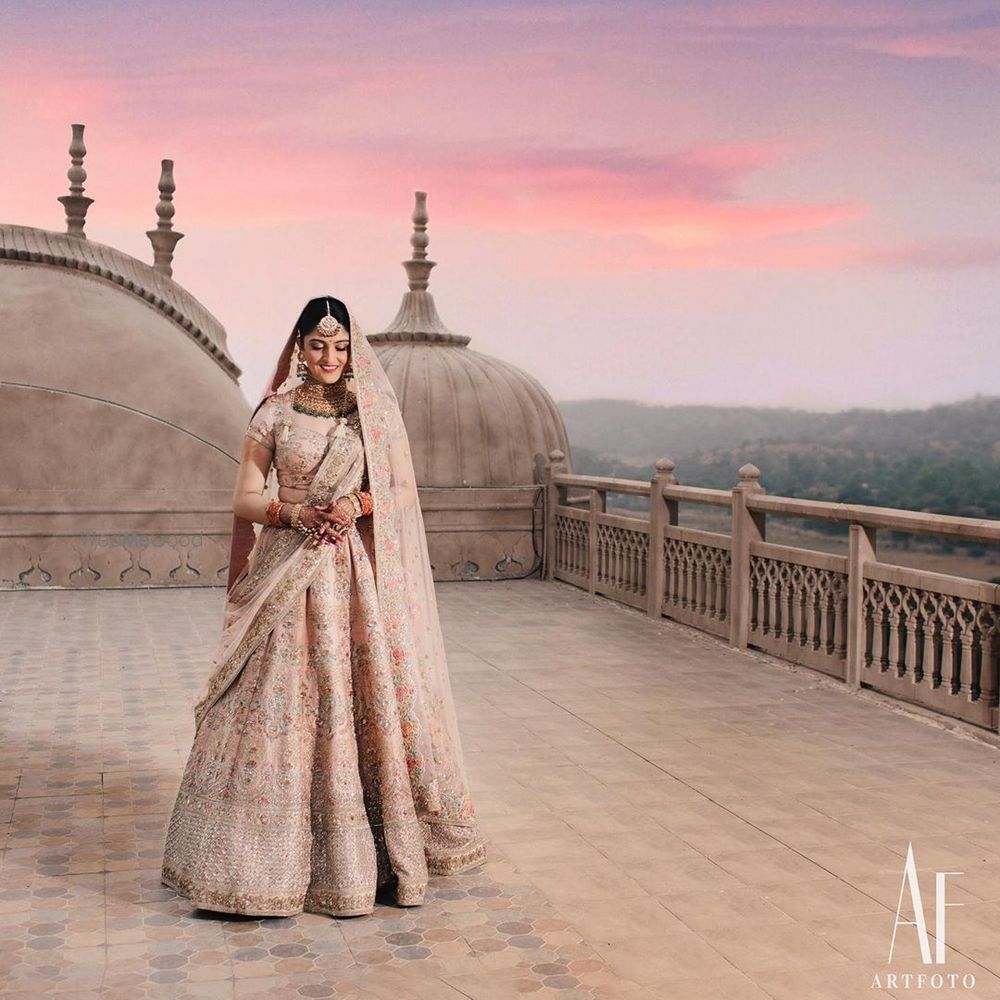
<box><xmin>220</xmin><ymin>298</ymin><xmax>481</xmax><ymax>840</ymax></box>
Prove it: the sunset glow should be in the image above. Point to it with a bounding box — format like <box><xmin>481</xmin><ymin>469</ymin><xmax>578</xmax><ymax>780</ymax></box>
<box><xmin>3</xmin><ymin>0</ymin><xmax>998</xmax><ymax>408</ymax></box>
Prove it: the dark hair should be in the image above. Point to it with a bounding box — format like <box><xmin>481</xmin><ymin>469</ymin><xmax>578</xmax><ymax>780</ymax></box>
<box><xmin>295</xmin><ymin>296</ymin><xmax>351</xmax><ymax>339</ymax></box>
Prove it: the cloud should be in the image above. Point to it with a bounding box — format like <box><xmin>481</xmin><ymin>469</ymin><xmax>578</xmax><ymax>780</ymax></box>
<box><xmin>2</xmin><ymin>4</ymin><xmax>994</xmax><ymax>280</ymax></box>
<box><xmin>574</xmin><ymin>232</ymin><xmax>1000</xmax><ymax>273</ymax></box>
<box><xmin>632</xmin><ymin>1</ymin><xmax>1000</xmax><ymax>70</ymax></box>
<box><xmin>856</xmin><ymin>238</ymin><xmax>1000</xmax><ymax>270</ymax></box>
<box><xmin>138</xmin><ymin>136</ymin><xmax>869</xmax><ymax>265</ymax></box>
<box><xmin>667</xmin><ymin>0</ymin><xmax>950</xmax><ymax>32</ymax></box>
<box><xmin>860</xmin><ymin>26</ymin><xmax>1000</xmax><ymax>69</ymax></box>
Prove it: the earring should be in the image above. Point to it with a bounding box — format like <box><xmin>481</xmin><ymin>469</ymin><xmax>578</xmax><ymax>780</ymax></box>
<box><xmin>295</xmin><ymin>346</ymin><xmax>307</xmax><ymax>378</ymax></box>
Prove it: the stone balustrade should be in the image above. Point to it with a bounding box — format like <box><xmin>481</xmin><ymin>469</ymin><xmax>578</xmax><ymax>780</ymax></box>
<box><xmin>543</xmin><ymin>450</ymin><xmax>1000</xmax><ymax>734</ymax></box>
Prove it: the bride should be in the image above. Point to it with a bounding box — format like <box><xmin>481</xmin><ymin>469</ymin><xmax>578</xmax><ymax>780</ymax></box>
<box><xmin>161</xmin><ymin>295</ymin><xmax>487</xmax><ymax>917</ymax></box>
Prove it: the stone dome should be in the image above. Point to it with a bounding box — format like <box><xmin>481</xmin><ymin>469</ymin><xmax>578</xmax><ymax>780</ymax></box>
<box><xmin>368</xmin><ymin>193</ymin><xmax>572</xmax><ymax>581</ymax></box>
<box><xmin>370</xmin><ymin>193</ymin><xmax>571</xmax><ymax>489</ymax></box>
<box><xmin>0</xmin><ymin>135</ymin><xmax>250</xmax><ymax>588</ymax></box>
<box><xmin>0</xmin><ymin>225</ymin><xmax>247</xmax><ymax>492</ymax></box>
<box><xmin>372</xmin><ymin>341</ymin><xmax>568</xmax><ymax>488</ymax></box>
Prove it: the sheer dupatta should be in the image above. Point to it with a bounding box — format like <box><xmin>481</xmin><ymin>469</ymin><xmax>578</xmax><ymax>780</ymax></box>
<box><xmin>208</xmin><ymin>302</ymin><xmax>482</xmax><ymax>850</ymax></box>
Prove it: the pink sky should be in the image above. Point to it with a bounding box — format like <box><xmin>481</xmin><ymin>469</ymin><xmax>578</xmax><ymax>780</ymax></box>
<box><xmin>3</xmin><ymin>0</ymin><xmax>999</xmax><ymax>408</ymax></box>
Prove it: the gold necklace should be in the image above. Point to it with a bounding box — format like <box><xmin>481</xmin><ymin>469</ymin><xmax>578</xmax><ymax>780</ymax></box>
<box><xmin>292</xmin><ymin>375</ymin><xmax>357</xmax><ymax>418</ymax></box>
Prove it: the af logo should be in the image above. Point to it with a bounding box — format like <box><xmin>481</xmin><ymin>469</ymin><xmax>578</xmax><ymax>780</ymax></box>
<box><xmin>888</xmin><ymin>841</ymin><xmax>962</xmax><ymax>965</ymax></box>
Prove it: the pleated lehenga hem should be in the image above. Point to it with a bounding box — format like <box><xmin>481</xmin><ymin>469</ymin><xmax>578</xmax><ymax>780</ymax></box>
<box><xmin>160</xmin><ymin>864</ymin><xmax>309</xmax><ymax>917</ymax></box>
<box><xmin>427</xmin><ymin>840</ymin><xmax>489</xmax><ymax>876</ymax></box>
<box><xmin>161</xmin><ymin>842</ymin><xmax>487</xmax><ymax>919</ymax></box>
<box><xmin>160</xmin><ymin>862</ymin><xmax>395</xmax><ymax>918</ymax></box>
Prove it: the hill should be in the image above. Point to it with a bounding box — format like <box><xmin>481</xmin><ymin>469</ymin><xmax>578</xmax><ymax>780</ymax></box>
<box><xmin>558</xmin><ymin>395</ymin><xmax>1000</xmax><ymax>519</ymax></box>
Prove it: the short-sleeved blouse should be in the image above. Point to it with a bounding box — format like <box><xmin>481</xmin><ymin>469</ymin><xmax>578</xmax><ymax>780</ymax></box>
<box><xmin>245</xmin><ymin>390</ymin><xmax>364</xmax><ymax>492</ymax></box>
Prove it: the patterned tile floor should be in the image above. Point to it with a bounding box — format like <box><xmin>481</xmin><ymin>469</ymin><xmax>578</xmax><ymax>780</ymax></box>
<box><xmin>2</xmin><ymin>579</ymin><xmax>1000</xmax><ymax>998</ymax></box>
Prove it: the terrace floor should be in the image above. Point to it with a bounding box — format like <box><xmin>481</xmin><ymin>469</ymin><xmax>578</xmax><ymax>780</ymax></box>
<box><xmin>1</xmin><ymin>578</ymin><xmax>1000</xmax><ymax>999</ymax></box>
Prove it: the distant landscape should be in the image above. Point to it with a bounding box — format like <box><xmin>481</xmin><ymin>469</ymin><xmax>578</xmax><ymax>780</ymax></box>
<box><xmin>557</xmin><ymin>395</ymin><xmax>1000</xmax><ymax>582</ymax></box>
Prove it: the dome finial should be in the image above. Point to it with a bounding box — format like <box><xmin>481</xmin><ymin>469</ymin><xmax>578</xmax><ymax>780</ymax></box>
<box><xmin>57</xmin><ymin>123</ymin><xmax>94</xmax><ymax>239</ymax></box>
<box><xmin>146</xmin><ymin>159</ymin><xmax>184</xmax><ymax>278</ymax></box>
<box><xmin>404</xmin><ymin>190</ymin><xmax>433</xmax><ymax>291</ymax></box>
<box><xmin>371</xmin><ymin>191</ymin><xmax>471</xmax><ymax>346</ymax></box>
<box><xmin>410</xmin><ymin>191</ymin><xmax>429</xmax><ymax>261</ymax></box>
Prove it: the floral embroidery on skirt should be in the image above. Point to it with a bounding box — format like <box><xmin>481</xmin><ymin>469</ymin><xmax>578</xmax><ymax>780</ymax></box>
<box><xmin>160</xmin><ymin>523</ymin><xmax>486</xmax><ymax>917</ymax></box>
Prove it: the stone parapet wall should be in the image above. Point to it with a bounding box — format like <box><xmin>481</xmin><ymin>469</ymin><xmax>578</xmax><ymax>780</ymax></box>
<box><xmin>420</xmin><ymin>485</ymin><xmax>543</xmax><ymax>580</ymax></box>
<box><xmin>1</xmin><ymin>485</ymin><xmax>544</xmax><ymax>589</ymax></box>
<box><xmin>1</xmin><ymin>524</ymin><xmax>234</xmax><ymax>589</ymax></box>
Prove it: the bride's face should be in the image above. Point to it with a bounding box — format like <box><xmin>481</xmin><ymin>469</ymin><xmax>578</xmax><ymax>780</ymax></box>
<box><xmin>300</xmin><ymin>329</ymin><xmax>350</xmax><ymax>384</ymax></box>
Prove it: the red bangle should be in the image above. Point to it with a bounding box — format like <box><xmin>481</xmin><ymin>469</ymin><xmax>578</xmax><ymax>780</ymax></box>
<box><xmin>265</xmin><ymin>499</ymin><xmax>284</xmax><ymax>526</ymax></box>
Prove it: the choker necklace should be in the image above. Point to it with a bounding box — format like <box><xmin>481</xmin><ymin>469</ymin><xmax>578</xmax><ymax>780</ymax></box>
<box><xmin>293</xmin><ymin>375</ymin><xmax>357</xmax><ymax>418</ymax></box>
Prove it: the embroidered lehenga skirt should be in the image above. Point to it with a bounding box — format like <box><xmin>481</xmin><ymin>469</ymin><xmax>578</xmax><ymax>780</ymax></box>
<box><xmin>160</xmin><ymin>520</ymin><xmax>486</xmax><ymax>917</ymax></box>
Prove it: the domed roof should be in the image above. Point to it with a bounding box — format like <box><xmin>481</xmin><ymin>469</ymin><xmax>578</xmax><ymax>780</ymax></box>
<box><xmin>370</xmin><ymin>193</ymin><xmax>571</xmax><ymax>488</ymax></box>
<box><xmin>0</xmin><ymin>133</ymin><xmax>250</xmax><ymax>550</ymax></box>
<box><xmin>0</xmin><ymin>224</ymin><xmax>249</xmax><ymax>497</ymax></box>
<box><xmin>373</xmin><ymin>341</ymin><xmax>568</xmax><ymax>488</ymax></box>
<box><xmin>0</xmin><ymin>126</ymin><xmax>261</xmax><ymax>589</ymax></box>
<box><xmin>0</xmin><ymin>223</ymin><xmax>240</xmax><ymax>380</ymax></box>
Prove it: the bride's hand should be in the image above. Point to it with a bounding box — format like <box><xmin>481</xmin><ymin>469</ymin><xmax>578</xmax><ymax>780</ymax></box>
<box><xmin>328</xmin><ymin>497</ymin><xmax>357</xmax><ymax>527</ymax></box>
<box><xmin>318</xmin><ymin>503</ymin><xmax>354</xmax><ymax>543</ymax></box>
<box><xmin>300</xmin><ymin>504</ymin><xmax>346</xmax><ymax>544</ymax></box>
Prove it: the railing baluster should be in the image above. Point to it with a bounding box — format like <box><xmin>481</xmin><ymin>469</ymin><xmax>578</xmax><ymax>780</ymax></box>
<box><xmin>894</xmin><ymin>605</ymin><xmax>905</xmax><ymax>677</ymax></box>
<box><xmin>872</xmin><ymin>599</ymin><xmax>886</xmax><ymax>672</ymax></box>
<box><xmin>787</xmin><ymin>571</ymin><xmax>800</xmax><ymax>645</ymax></box>
<box><xmin>959</xmin><ymin>622</ymin><xmax>975</xmax><ymax>698</ymax></box>
<box><xmin>805</xmin><ymin>583</ymin><xmax>817</xmax><ymax>650</ymax></box>
<box><xmin>979</xmin><ymin>621</ymin><xmax>998</xmax><ymax>709</ymax></box>
<box><xmin>926</xmin><ymin>616</ymin><xmax>941</xmax><ymax>688</ymax></box>
<box><xmin>904</xmin><ymin>608</ymin><xmax>918</xmax><ymax>684</ymax></box>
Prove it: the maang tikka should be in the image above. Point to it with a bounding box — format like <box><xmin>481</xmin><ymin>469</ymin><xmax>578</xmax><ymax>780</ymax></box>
<box><xmin>296</xmin><ymin>299</ymin><xmax>353</xmax><ymax>378</ymax></box>
<box><xmin>316</xmin><ymin>299</ymin><xmax>343</xmax><ymax>336</ymax></box>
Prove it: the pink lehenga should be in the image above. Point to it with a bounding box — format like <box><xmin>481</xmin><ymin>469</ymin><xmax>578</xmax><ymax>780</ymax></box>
<box><xmin>160</xmin><ymin>303</ymin><xmax>486</xmax><ymax>917</ymax></box>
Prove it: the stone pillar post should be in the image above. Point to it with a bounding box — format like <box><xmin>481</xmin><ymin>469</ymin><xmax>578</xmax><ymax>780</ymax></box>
<box><xmin>544</xmin><ymin>449</ymin><xmax>568</xmax><ymax>580</ymax></box>
<box><xmin>646</xmin><ymin>458</ymin><xmax>677</xmax><ymax>619</ymax></box>
<box><xmin>588</xmin><ymin>487</ymin><xmax>607</xmax><ymax>596</ymax></box>
<box><xmin>846</xmin><ymin>524</ymin><xmax>877</xmax><ymax>688</ymax></box>
<box><xmin>729</xmin><ymin>463</ymin><xmax>765</xmax><ymax>648</ymax></box>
